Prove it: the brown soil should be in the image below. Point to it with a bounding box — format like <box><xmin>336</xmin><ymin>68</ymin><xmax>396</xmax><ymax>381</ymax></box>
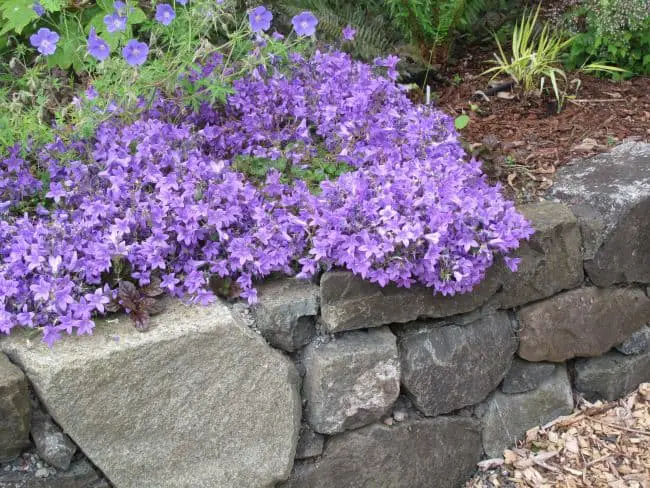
<box><xmin>434</xmin><ymin>62</ymin><xmax>650</xmax><ymax>202</ymax></box>
<box><xmin>466</xmin><ymin>383</ymin><xmax>650</xmax><ymax>488</ymax></box>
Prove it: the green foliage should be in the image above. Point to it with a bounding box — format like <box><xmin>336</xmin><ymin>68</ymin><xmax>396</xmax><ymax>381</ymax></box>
<box><xmin>564</xmin><ymin>2</ymin><xmax>650</xmax><ymax>76</ymax></box>
<box><xmin>483</xmin><ymin>5</ymin><xmax>624</xmax><ymax>108</ymax></box>
<box><xmin>383</xmin><ymin>0</ymin><xmax>487</xmax><ymax>60</ymax></box>
<box><xmin>232</xmin><ymin>150</ymin><xmax>353</xmax><ymax>193</ymax></box>
<box><xmin>273</xmin><ymin>0</ymin><xmax>400</xmax><ymax>60</ymax></box>
<box><xmin>454</xmin><ymin>114</ymin><xmax>469</xmax><ymax>130</ymax></box>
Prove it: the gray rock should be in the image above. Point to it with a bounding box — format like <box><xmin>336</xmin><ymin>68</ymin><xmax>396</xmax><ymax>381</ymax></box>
<box><xmin>30</xmin><ymin>413</ymin><xmax>77</xmax><ymax>470</ymax></box>
<box><xmin>0</xmin><ymin>458</ymin><xmax>102</xmax><ymax>488</ymax></box>
<box><xmin>501</xmin><ymin>359</ymin><xmax>557</xmax><ymax>394</ymax></box>
<box><xmin>320</xmin><ymin>266</ymin><xmax>501</xmax><ymax>333</ymax></box>
<box><xmin>615</xmin><ymin>325</ymin><xmax>650</xmax><ymax>355</ymax></box>
<box><xmin>302</xmin><ymin>327</ymin><xmax>400</xmax><ymax>434</ymax></box>
<box><xmin>280</xmin><ymin>416</ymin><xmax>482</xmax><ymax>488</ymax></box>
<box><xmin>0</xmin><ymin>353</ymin><xmax>30</xmax><ymax>463</ymax></box>
<box><xmin>550</xmin><ymin>142</ymin><xmax>650</xmax><ymax>286</ymax></box>
<box><xmin>518</xmin><ymin>287</ymin><xmax>650</xmax><ymax>362</ymax></box>
<box><xmin>495</xmin><ymin>202</ymin><xmax>583</xmax><ymax>308</ymax></box>
<box><xmin>574</xmin><ymin>348</ymin><xmax>650</xmax><ymax>401</ymax></box>
<box><xmin>479</xmin><ymin>366</ymin><xmax>574</xmax><ymax>458</ymax></box>
<box><xmin>295</xmin><ymin>424</ymin><xmax>324</xmax><ymax>460</ymax></box>
<box><xmin>0</xmin><ymin>299</ymin><xmax>301</xmax><ymax>488</ymax></box>
<box><xmin>397</xmin><ymin>311</ymin><xmax>517</xmax><ymax>416</ymax></box>
<box><xmin>251</xmin><ymin>278</ymin><xmax>319</xmax><ymax>352</ymax></box>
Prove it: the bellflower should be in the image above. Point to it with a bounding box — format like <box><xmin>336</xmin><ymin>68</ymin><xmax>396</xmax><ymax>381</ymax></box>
<box><xmin>291</xmin><ymin>11</ymin><xmax>318</xmax><ymax>36</ymax></box>
<box><xmin>122</xmin><ymin>40</ymin><xmax>149</xmax><ymax>66</ymax></box>
<box><xmin>29</xmin><ymin>28</ymin><xmax>59</xmax><ymax>56</ymax></box>
<box><xmin>155</xmin><ymin>4</ymin><xmax>176</xmax><ymax>25</ymax></box>
<box><xmin>342</xmin><ymin>25</ymin><xmax>356</xmax><ymax>41</ymax></box>
<box><xmin>33</xmin><ymin>2</ymin><xmax>45</xmax><ymax>16</ymax></box>
<box><xmin>248</xmin><ymin>6</ymin><xmax>272</xmax><ymax>33</ymax></box>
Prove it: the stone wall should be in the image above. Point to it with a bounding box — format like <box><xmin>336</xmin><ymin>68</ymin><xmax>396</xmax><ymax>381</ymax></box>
<box><xmin>1</xmin><ymin>142</ymin><xmax>649</xmax><ymax>488</ymax></box>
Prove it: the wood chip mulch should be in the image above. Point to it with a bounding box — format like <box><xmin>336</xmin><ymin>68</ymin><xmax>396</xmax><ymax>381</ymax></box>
<box><xmin>466</xmin><ymin>383</ymin><xmax>650</xmax><ymax>488</ymax></box>
<box><xmin>435</xmin><ymin>61</ymin><xmax>650</xmax><ymax>202</ymax></box>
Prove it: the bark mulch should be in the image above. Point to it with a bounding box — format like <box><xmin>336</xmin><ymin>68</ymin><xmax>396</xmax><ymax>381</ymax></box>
<box><xmin>466</xmin><ymin>383</ymin><xmax>650</xmax><ymax>488</ymax></box>
<box><xmin>435</xmin><ymin>65</ymin><xmax>650</xmax><ymax>202</ymax></box>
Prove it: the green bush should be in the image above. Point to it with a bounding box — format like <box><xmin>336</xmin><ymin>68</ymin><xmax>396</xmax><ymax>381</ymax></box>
<box><xmin>563</xmin><ymin>0</ymin><xmax>650</xmax><ymax>76</ymax></box>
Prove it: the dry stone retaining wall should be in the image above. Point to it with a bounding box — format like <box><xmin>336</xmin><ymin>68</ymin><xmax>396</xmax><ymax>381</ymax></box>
<box><xmin>1</xmin><ymin>142</ymin><xmax>650</xmax><ymax>488</ymax></box>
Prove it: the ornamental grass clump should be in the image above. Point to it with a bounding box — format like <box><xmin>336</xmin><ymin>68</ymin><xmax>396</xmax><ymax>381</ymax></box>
<box><xmin>0</xmin><ymin>7</ymin><xmax>533</xmax><ymax>346</ymax></box>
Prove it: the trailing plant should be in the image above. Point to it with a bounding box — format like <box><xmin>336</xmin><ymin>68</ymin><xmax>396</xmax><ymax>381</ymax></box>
<box><xmin>0</xmin><ymin>46</ymin><xmax>533</xmax><ymax>346</ymax></box>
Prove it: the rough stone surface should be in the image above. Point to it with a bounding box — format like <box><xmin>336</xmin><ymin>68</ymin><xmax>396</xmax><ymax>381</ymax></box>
<box><xmin>0</xmin><ymin>299</ymin><xmax>301</xmax><ymax>488</ymax></box>
<box><xmin>574</xmin><ymin>349</ymin><xmax>650</xmax><ymax>401</ymax></box>
<box><xmin>518</xmin><ymin>287</ymin><xmax>650</xmax><ymax>362</ymax></box>
<box><xmin>0</xmin><ymin>459</ymin><xmax>104</xmax><ymax>488</ymax></box>
<box><xmin>295</xmin><ymin>424</ymin><xmax>324</xmax><ymax>460</ymax></box>
<box><xmin>319</xmin><ymin>266</ymin><xmax>501</xmax><ymax>333</ymax></box>
<box><xmin>494</xmin><ymin>202</ymin><xmax>583</xmax><ymax>308</ymax></box>
<box><xmin>616</xmin><ymin>325</ymin><xmax>650</xmax><ymax>356</ymax></box>
<box><xmin>302</xmin><ymin>327</ymin><xmax>400</xmax><ymax>434</ymax></box>
<box><xmin>479</xmin><ymin>366</ymin><xmax>574</xmax><ymax>458</ymax></box>
<box><xmin>0</xmin><ymin>353</ymin><xmax>30</xmax><ymax>463</ymax></box>
<box><xmin>30</xmin><ymin>413</ymin><xmax>77</xmax><ymax>470</ymax></box>
<box><xmin>251</xmin><ymin>278</ymin><xmax>319</xmax><ymax>352</ymax></box>
<box><xmin>280</xmin><ymin>416</ymin><xmax>482</xmax><ymax>488</ymax></box>
<box><xmin>501</xmin><ymin>358</ymin><xmax>557</xmax><ymax>394</ymax></box>
<box><xmin>550</xmin><ymin>142</ymin><xmax>650</xmax><ymax>286</ymax></box>
<box><xmin>397</xmin><ymin>311</ymin><xmax>518</xmax><ymax>416</ymax></box>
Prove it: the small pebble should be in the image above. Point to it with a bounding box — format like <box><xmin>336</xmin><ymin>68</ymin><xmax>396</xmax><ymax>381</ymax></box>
<box><xmin>383</xmin><ymin>417</ymin><xmax>394</xmax><ymax>426</ymax></box>
<box><xmin>35</xmin><ymin>467</ymin><xmax>49</xmax><ymax>478</ymax></box>
<box><xmin>393</xmin><ymin>410</ymin><xmax>407</xmax><ymax>422</ymax></box>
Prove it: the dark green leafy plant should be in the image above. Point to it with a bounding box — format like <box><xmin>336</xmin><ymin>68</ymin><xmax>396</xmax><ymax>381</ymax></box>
<box><xmin>562</xmin><ymin>0</ymin><xmax>650</xmax><ymax>76</ymax></box>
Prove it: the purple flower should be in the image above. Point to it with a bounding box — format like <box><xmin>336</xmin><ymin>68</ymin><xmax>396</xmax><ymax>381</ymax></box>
<box><xmin>104</xmin><ymin>13</ymin><xmax>127</xmax><ymax>33</ymax></box>
<box><xmin>504</xmin><ymin>256</ymin><xmax>521</xmax><ymax>272</ymax></box>
<box><xmin>87</xmin><ymin>27</ymin><xmax>110</xmax><ymax>61</ymax></box>
<box><xmin>248</xmin><ymin>6</ymin><xmax>272</xmax><ymax>33</ymax></box>
<box><xmin>33</xmin><ymin>2</ymin><xmax>45</xmax><ymax>16</ymax></box>
<box><xmin>291</xmin><ymin>11</ymin><xmax>318</xmax><ymax>36</ymax></box>
<box><xmin>122</xmin><ymin>39</ymin><xmax>149</xmax><ymax>66</ymax></box>
<box><xmin>155</xmin><ymin>4</ymin><xmax>176</xmax><ymax>25</ymax></box>
<box><xmin>342</xmin><ymin>24</ymin><xmax>356</xmax><ymax>41</ymax></box>
<box><xmin>113</xmin><ymin>0</ymin><xmax>127</xmax><ymax>14</ymax></box>
<box><xmin>85</xmin><ymin>86</ymin><xmax>98</xmax><ymax>100</ymax></box>
<box><xmin>29</xmin><ymin>28</ymin><xmax>59</xmax><ymax>56</ymax></box>
<box><xmin>177</xmin><ymin>0</ymin><xmax>188</xmax><ymax>4</ymax></box>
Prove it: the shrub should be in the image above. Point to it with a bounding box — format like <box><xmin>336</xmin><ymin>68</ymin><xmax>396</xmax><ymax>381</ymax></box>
<box><xmin>0</xmin><ymin>46</ymin><xmax>533</xmax><ymax>346</ymax></box>
<box><xmin>562</xmin><ymin>0</ymin><xmax>650</xmax><ymax>75</ymax></box>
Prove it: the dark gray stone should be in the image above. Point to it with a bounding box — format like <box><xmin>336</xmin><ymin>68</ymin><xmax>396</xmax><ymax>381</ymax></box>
<box><xmin>397</xmin><ymin>311</ymin><xmax>517</xmax><ymax>416</ymax></box>
<box><xmin>302</xmin><ymin>327</ymin><xmax>400</xmax><ymax>434</ymax></box>
<box><xmin>0</xmin><ymin>353</ymin><xmax>30</xmax><ymax>463</ymax></box>
<box><xmin>616</xmin><ymin>326</ymin><xmax>650</xmax><ymax>356</ymax></box>
<box><xmin>574</xmin><ymin>349</ymin><xmax>650</xmax><ymax>401</ymax></box>
<box><xmin>550</xmin><ymin>142</ymin><xmax>650</xmax><ymax>286</ymax></box>
<box><xmin>494</xmin><ymin>202</ymin><xmax>583</xmax><ymax>308</ymax></box>
<box><xmin>295</xmin><ymin>424</ymin><xmax>324</xmax><ymax>460</ymax></box>
<box><xmin>319</xmin><ymin>266</ymin><xmax>501</xmax><ymax>333</ymax></box>
<box><xmin>30</xmin><ymin>413</ymin><xmax>76</xmax><ymax>470</ymax></box>
<box><xmin>280</xmin><ymin>416</ymin><xmax>482</xmax><ymax>488</ymax></box>
<box><xmin>501</xmin><ymin>359</ymin><xmax>557</xmax><ymax>394</ymax></box>
<box><xmin>0</xmin><ymin>459</ymin><xmax>102</xmax><ymax>488</ymax></box>
<box><xmin>518</xmin><ymin>287</ymin><xmax>650</xmax><ymax>362</ymax></box>
<box><xmin>479</xmin><ymin>366</ymin><xmax>574</xmax><ymax>458</ymax></box>
<box><xmin>251</xmin><ymin>278</ymin><xmax>319</xmax><ymax>352</ymax></box>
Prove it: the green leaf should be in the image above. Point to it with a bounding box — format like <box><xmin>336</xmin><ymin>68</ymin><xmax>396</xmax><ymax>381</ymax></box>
<box><xmin>0</xmin><ymin>0</ymin><xmax>38</xmax><ymax>35</ymax></box>
<box><xmin>40</xmin><ymin>0</ymin><xmax>65</xmax><ymax>12</ymax></box>
<box><xmin>127</xmin><ymin>7</ymin><xmax>146</xmax><ymax>25</ymax></box>
<box><xmin>97</xmin><ymin>0</ymin><xmax>114</xmax><ymax>12</ymax></box>
<box><xmin>454</xmin><ymin>114</ymin><xmax>470</xmax><ymax>130</ymax></box>
<box><xmin>644</xmin><ymin>54</ymin><xmax>650</xmax><ymax>66</ymax></box>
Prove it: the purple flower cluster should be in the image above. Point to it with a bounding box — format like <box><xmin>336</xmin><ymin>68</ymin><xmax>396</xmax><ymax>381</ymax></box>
<box><xmin>0</xmin><ymin>51</ymin><xmax>532</xmax><ymax>346</ymax></box>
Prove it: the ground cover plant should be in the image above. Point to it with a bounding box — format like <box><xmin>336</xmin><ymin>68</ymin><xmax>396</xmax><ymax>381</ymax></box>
<box><xmin>0</xmin><ymin>2</ymin><xmax>534</xmax><ymax>346</ymax></box>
